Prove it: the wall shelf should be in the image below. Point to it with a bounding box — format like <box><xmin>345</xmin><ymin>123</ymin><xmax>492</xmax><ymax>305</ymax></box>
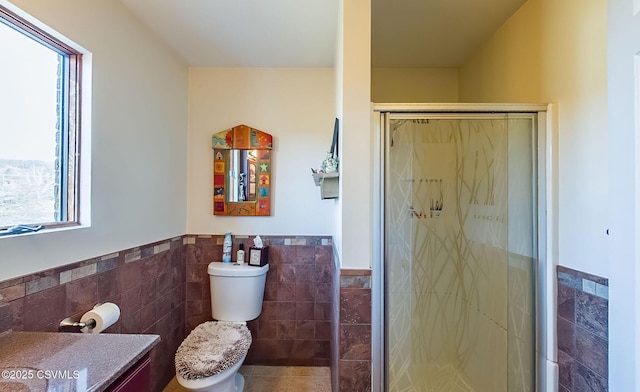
<box><xmin>312</xmin><ymin>172</ymin><xmax>339</xmax><ymax>199</ymax></box>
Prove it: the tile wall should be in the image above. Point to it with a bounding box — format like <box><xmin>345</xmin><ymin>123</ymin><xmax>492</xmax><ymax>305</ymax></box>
<box><xmin>557</xmin><ymin>266</ymin><xmax>609</xmax><ymax>392</ymax></box>
<box><xmin>0</xmin><ymin>234</ymin><xmax>374</xmax><ymax>391</ymax></box>
<box><xmin>183</xmin><ymin>235</ymin><xmax>334</xmax><ymax>366</ymax></box>
<box><xmin>331</xmin><ymin>264</ymin><xmax>372</xmax><ymax>392</ymax></box>
<box><xmin>0</xmin><ymin>237</ymin><xmax>186</xmax><ymax>392</ymax></box>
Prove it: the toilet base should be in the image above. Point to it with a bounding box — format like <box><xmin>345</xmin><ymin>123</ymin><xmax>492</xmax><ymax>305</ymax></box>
<box><xmin>175</xmin><ymin>353</ymin><xmax>246</xmax><ymax>392</ymax></box>
<box><xmin>176</xmin><ymin>371</ymin><xmax>244</xmax><ymax>392</ymax></box>
<box><xmin>235</xmin><ymin>373</ymin><xmax>245</xmax><ymax>392</ymax></box>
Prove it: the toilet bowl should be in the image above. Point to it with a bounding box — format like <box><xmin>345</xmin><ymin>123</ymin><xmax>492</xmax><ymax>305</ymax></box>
<box><xmin>176</xmin><ymin>351</ymin><xmax>246</xmax><ymax>392</ymax></box>
<box><xmin>174</xmin><ymin>262</ymin><xmax>269</xmax><ymax>392</ymax></box>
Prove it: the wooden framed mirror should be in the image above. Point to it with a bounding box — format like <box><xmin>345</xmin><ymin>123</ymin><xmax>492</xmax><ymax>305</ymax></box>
<box><xmin>212</xmin><ymin>124</ymin><xmax>272</xmax><ymax>216</ymax></box>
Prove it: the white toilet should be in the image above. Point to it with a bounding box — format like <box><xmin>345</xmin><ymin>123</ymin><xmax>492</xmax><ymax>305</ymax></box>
<box><xmin>174</xmin><ymin>262</ymin><xmax>269</xmax><ymax>392</ymax></box>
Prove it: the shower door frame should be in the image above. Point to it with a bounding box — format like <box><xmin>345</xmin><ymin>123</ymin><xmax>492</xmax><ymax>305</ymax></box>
<box><xmin>371</xmin><ymin>103</ymin><xmax>556</xmax><ymax>392</ymax></box>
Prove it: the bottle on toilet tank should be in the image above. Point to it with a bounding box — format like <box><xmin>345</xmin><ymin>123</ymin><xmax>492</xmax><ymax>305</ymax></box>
<box><xmin>223</xmin><ymin>232</ymin><xmax>232</xmax><ymax>263</ymax></box>
<box><xmin>237</xmin><ymin>244</ymin><xmax>245</xmax><ymax>264</ymax></box>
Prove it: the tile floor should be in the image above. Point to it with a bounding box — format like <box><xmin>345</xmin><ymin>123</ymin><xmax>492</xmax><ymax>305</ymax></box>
<box><xmin>163</xmin><ymin>365</ymin><xmax>332</xmax><ymax>392</ymax></box>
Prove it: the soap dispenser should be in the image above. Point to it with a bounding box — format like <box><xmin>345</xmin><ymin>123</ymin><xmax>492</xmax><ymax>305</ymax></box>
<box><xmin>237</xmin><ymin>244</ymin><xmax>245</xmax><ymax>265</ymax></box>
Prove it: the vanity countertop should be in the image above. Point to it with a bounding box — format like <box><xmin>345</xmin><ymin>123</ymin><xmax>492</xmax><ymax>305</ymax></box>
<box><xmin>0</xmin><ymin>331</ymin><xmax>159</xmax><ymax>392</ymax></box>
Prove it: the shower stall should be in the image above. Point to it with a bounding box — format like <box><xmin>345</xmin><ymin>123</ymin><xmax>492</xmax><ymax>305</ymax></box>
<box><xmin>373</xmin><ymin>105</ymin><xmax>549</xmax><ymax>392</ymax></box>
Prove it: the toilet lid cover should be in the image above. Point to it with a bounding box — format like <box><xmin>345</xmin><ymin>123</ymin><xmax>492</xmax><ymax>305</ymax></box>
<box><xmin>175</xmin><ymin>321</ymin><xmax>252</xmax><ymax>380</ymax></box>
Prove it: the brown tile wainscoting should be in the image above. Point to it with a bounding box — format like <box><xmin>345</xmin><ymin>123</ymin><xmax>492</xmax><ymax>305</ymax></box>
<box><xmin>183</xmin><ymin>235</ymin><xmax>334</xmax><ymax>366</ymax></box>
<box><xmin>331</xmin><ymin>266</ymin><xmax>372</xmax><ymax>392</ymax></box>
<box><xmin>0</xmin><ymin>234</ymin><xmax>370</xmax><ymax>391</ymax></box>
<box><xmin>557</xmin><ymin>265</ymin><xmax>609</xmax><ymax>392</ymax></box>
<box><xmin>0</xmin><ymin>237</ymin><xmax>186</xmax><ymax>392</ymax></box>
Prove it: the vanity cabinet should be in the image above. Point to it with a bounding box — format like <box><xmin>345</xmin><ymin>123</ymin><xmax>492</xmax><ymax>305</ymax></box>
<box><xmin>0</xmin><ymin>332</ymin><xmax>158</xmax><ymax>392</ymax></box>
<box><xmin>106</xmin><ymin>353</ymin><xmax>151</xmax><ymax>392</ymax></box>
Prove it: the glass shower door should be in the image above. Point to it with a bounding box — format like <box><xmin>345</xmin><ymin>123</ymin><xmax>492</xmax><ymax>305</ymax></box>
<box><xmin>384</xmin><ymin>114</ymin><xmax>536</xmax><ymax>392</ymax></box>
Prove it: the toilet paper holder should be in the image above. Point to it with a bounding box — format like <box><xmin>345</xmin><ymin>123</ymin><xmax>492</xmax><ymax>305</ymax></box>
<box><xmin>59</xmin><ymin>302</ymin><xmax>120</xmax><ymax>333</ymax></box>
<box><xmin>59</xmin><ymin>317</ymin><xmax>96</xmax><ymax>332</ymax></box>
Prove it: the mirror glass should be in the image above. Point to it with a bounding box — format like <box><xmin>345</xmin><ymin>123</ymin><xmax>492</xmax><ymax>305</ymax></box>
<box><xmin>227</xmin><ymin>149</ymin><xmax>257</xmax><ymax>202</ymax></box>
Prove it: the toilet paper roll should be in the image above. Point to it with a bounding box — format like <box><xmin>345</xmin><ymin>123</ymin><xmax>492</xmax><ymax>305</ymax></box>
<box><xmin>80</xmin><ymin>302</ymin><xmax>120</xmax><ymax>334</ymax></box>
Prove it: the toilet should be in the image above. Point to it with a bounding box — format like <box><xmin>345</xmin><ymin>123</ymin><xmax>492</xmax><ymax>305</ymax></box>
<box><xmin>174</xmin><ymin>262</ymin><xmax>269</xmax><ymax>392</ymax></box>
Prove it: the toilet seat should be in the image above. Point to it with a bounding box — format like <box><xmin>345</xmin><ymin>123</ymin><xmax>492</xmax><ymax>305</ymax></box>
<box><xmin>175</xmin><ymin>321</ymin><xmax>252</xmax><ymax>381</ymax></box>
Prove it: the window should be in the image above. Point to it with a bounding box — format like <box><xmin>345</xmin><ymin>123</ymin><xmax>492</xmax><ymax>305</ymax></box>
<box><xmin>0</xmin><ymin>3</ymin><xmax>85</xmax><ymax>232</ymax></box>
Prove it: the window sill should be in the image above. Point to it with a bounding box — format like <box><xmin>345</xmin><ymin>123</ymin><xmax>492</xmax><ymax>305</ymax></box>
<box><xmin>0</xmin><ymin>223</ymin><xmax>88</xmax><ymax>240</ymax></box>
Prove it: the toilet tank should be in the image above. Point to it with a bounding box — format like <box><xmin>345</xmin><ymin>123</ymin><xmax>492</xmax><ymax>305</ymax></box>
<box><xmin>207</xmin><ymin>262</ymin><xmax>269</xmax><ymax>322</ymax></box>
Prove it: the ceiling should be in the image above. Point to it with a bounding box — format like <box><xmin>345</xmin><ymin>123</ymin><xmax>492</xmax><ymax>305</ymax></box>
<box><xmin>119</xmin><ymin>0</ymin><xmax>527</xmax><ymax>68</ymax></box>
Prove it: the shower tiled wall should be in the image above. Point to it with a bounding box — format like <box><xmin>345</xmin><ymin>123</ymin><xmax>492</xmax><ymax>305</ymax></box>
<box><xmin>557</xmin><ymin>266</ymin><xmax>609</xmax><ymax>392</ymax></box>
<box><xmin>0</xmin><ymin>237</ymin><xmax>186</xmax><ymax>392</ymax></box>
<box><xmin>183</xmin><ymin>235</ymin><xmax>334</xmax><ymax>366</ymax></box>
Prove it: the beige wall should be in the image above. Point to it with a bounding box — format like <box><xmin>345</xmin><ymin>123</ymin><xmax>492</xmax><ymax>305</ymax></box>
<box><xmin>607</xmin><ymin>0</ymin><xmax>640</xmax><ymax>388</ymax></box>
<box><xmin>334</xmin><ymin>0</ymin><xmax>372</xmax><ymax>269</ymax></box>
<box><xmin>1</xmin><ymin>0</ymin><xmax>188</xmax><ymax>281</ymax></box>
<box><xmin>459</xmin><ymin>0</ymin><xmax>608</xmax><ymax>278</ymax></box>
<box><xmin>458</xmin><ymin>1</ymin><xmax>542</xmax><ymax>102</ymax></box>
<box><xmin>187</xmin><ymin>68</ymin><xmax>336</xmax><ymax>236</ymax></box>
<box><xmin>371</xmin><ymin>68</ymin><xmax>459</xmax><ymax>103</ymax></box>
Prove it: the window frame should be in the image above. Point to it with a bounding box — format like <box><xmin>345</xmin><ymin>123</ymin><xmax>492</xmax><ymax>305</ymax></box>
<box><xmin>0</xmin><ymin>3</ymin><xmax>86</xmax><ymax>231</ymax></box>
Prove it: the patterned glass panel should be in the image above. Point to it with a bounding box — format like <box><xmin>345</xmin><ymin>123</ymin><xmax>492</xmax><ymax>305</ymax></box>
<box><xmin>386</xmin><ymin>116</ymin><xmax>535</xmax><ymax>392</ymax></box>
